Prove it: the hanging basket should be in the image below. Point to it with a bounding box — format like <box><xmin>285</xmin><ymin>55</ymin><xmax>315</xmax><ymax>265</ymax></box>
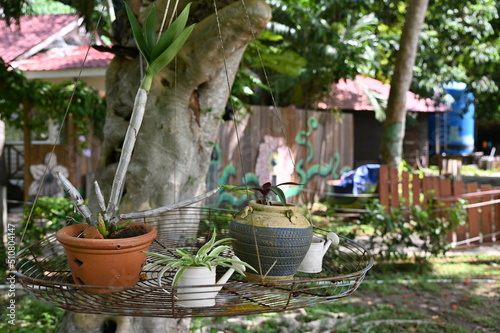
<box><xmin>13</xmin><ymin>207</ymin><xmax>373</xmax><ymax>318</ymax></box>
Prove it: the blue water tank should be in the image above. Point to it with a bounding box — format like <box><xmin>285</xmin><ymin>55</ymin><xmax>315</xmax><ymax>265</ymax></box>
<box><xmin>429</xmin><ymin>82</ymin><xmax>475</xmax><ymax>155</ymax></box>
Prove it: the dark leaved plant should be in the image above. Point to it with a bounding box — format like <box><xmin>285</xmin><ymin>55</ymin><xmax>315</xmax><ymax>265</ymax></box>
<box><xmin>222</xmin><ymin>182</ymin><xmax>301</xmax><ymax>206</ymax></box>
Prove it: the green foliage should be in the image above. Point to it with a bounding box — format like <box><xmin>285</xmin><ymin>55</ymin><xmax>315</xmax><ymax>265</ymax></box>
<box><xmin>2</xmin><ymin>1</ymin><xmax>499</xmax><ymax>120</ymax></box>
<box><xmin>16</xmin><ymin>197</ymin><xmax>83</xmax><ymax>249</ymax></box>
<box><xmin>144</xmin><ymin>230</ymin><xmax>255</xmax><ymax>286</ymax></box>
<box><xmin>124</xmin><ymin>2</ymin><xmax>195</xmax><ymax>90</ymax></box>
<box><xmin>254</xmin><ymin>0</ymin><xmax>388</xmax><ymax>107</ymax></box>
<box><xmin>411</xmin><ymin>0</ymin><xmax>500</xmax><ymax>121</ymax></box>
<box><xmin>361</xmin><ymin>198</ymin><xmax>467</xmax><ymax>260</ymax></box>
<box><xmin>24</xmin><ymin>0</ymin><xmax>76</xmax><ymax>15</ymax></box>
<box><xmin>0</xmin><ymin>295</ymin><xmax>64</xmax><ymax>332</ymax></box>
<box><xmin>0</xmin><ymin>60</ymin><xmax>106</xmax><ymax>148</ymax></box>
<box><xmin>413</xmin><ymin>197</ymin><xmax>467</xmax><ymax>256</ymax></box>
<box><xmin>234</xmin><ymin>0</ymin><xmax>499</xmax><ymax>122</ymax></box>
<box><xmin>231</xmin><ymin>29</ymin><xmax>307</xmax><ymax>111</ymax></box>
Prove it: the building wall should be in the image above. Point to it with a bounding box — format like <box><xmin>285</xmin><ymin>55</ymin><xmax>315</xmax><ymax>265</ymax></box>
<box><xmin>353</xmin><ymin>112</ymin><xmax>383</xmax><ymax>167</ymax></box>
<box><xmin>209</xmin><ymin>106</ymin><xmax>354</xmax><ymax>206</ymax></box>
<box><xmin>352</xmin><ymin>111</ymin><xmax>430</xmax><ymax>168</ymax></box>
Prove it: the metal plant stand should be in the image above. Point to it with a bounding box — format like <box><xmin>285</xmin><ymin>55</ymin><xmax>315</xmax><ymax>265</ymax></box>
<box><xmin>14</xmin><ymin>207</ymin><xmax>373</xmax><ymax>318</ymax></box>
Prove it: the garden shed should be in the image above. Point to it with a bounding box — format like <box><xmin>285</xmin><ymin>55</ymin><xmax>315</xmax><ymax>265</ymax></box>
<box><xmin>316</xmin><ymin>75</ymin><xmax>450</xmax><ymax>168</ymax></box>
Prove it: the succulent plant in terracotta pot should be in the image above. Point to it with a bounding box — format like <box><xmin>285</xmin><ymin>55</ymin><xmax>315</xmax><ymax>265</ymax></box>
<box><xmin>55</xmin><ymin>222</ymin><xmax>157</xmax><ymax>294</ymax></box>
<box><xmin>52</xmin><ymin>3</ymin><xmax>204</xmax><ymax>293</ymax></box>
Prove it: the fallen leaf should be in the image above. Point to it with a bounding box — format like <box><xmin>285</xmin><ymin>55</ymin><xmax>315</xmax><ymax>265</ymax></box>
<box><xmin>83</xmin><ymin>226</ymin><xmax>104</xmax><ymax>239</ymax></box>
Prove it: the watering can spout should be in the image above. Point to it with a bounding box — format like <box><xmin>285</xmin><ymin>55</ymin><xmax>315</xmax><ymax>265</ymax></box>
<box><xmin>324</xmin><ymin>232</ymin><xmax>339</xmax><ymax>256</ymax></box>
<box><xmin>322</xmin><ymin>239</ymin><xmax>332</xmax><ymax>256</ymax></box>
<box><xmin>321</xmin><ymin>232</ymin><xmax>340</xmax><ymax>256</ymax></box>
<box><xmin>216</xmin><ymin>256</ymin><xmax>246</xmax><ymax>285</ymax></box>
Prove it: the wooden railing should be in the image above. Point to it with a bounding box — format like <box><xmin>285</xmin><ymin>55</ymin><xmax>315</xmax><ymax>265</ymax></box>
<box><xmin>379</xmin><ymin>165</ymin><xmax>500</xmax><ymax>247</ymax></box>
<box><xmin>4</xmin><ymin>143</ymin><xmax>24</xmax><ymax>179</ymax></box>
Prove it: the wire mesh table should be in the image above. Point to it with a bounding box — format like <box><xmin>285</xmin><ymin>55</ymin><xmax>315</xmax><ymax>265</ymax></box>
<box><xmin>13</xmin><ymin>207</ymin><xmax>373</xmax><ymax>318</ymax></box>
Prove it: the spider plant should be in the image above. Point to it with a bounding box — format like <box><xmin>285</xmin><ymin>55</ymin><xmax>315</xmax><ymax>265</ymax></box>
<box><xmin>143</xmin><ymin>231</ymin><xmax>255</xmax><ymax>286</ymax></box>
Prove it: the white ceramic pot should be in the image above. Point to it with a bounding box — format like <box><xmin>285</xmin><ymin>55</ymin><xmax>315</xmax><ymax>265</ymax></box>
<box><xmin>174</xmin><ymin>256</ymin><xmax>245</xmax><ymax>307</ymax></box>
<box><xmin>176</xmin><ymin>266</ymin><xmax>221</xmax><ymax>307</ymax></box>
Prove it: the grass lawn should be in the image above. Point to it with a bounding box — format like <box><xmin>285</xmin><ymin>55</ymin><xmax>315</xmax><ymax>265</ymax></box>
<box><xmin>191</xmin><ymin>255</ymin><xmax>500</xmax><ymax>333</ymax></box>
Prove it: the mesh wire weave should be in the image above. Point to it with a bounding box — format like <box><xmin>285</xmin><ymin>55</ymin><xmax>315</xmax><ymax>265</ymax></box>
<box><xmin>14</xmin><ymin>207</ymin><xmax>373</xmax><ymax>318</ymax></box>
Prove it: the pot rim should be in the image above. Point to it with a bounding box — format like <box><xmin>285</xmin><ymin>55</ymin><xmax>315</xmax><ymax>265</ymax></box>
<box><xmin>181</xmin><ymin>265</ymin><xmax>216</xmax><ymax>272</ymax></box>
<box><xmin>248</xmin><ymin>199</ymin><xmax>297</xmax><ymax>212</ymax></box>
<box><xmin>56</xmin><ymin>223</ymin><xmax>157</xmax><ymax>250</ymax></box>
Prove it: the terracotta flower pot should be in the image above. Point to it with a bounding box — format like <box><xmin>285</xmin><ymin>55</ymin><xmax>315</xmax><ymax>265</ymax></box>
<box><xmin>56</xmin><ymin>222</ymin><xmax>157</xmax><ymax>293</ymax></box>
<box><xmin>229</xmin><ymin>200</ymin><xmax>313</xmax><ymax>282</ymax></box>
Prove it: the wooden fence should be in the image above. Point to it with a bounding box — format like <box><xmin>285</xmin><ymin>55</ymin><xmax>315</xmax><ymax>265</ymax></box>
<box><xmin>209</xmin><ymin>106</ymin><xmax>354</xmax><ymax>206</ymax></box>
<box><xmin>379</xmin><ymin>165</ymin><xmax>500</xmax><ymax>247</ymax></box>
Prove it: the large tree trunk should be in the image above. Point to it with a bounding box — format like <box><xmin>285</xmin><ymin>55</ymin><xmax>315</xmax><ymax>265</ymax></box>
<box><xmin>381</xmin><ymin>0</ymin><xmax>429</xmax><ymax>168</ymax></box>
<box><xmin>58</xmin><ymin>0</ymin><xmax>271</xmax><ymax>332</ymax></box>
<box><xmin>97</xmin><ymin>0</ymin><xmax>271</xmax><ymax>211</ymax></box>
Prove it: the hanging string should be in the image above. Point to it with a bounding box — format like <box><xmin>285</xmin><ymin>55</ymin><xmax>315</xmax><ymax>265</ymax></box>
<box><xmin>17</xmin><ymin>8</ymin><xmax>106</xmax><ymax>252</ymax></box>
<box><xmin>212</xmin><ymin>0</ymin><xmax>249</xmax><ymax>191</ymax></box>
<box><xmin>158</xmin><ymin>0</ymin><xmax>181</xmax><ymax>41</ymax></box>
<box><xmin>212</xmin><ymin>0</ymin><xmax>268</xmax><ymax>276</ymax></box>
<box><xmin>239</xmin><ymin>0</ymin><xmax>309</xmax><ymax>205</ymax></box>
<box><xmin>156</xmin><ymin>0</ymin><xmax>182</xmax><ymax>203</ymax></box>
<box><xmin>158</xmin><ymin>0</ymin><xmax>172</xmax><ymax>41</ymax></box>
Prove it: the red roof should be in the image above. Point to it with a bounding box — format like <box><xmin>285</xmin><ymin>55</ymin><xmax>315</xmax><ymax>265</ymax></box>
<box><xmin>10</xmin><ymin>46</ymin><xmax>114</xmax><ymax>71</ymax></box>
<box><xmin>317</xmin><ymin>75</ymin><xmax>449</xmax><ymax>113</ymax></box>
<box><xmin>0</xmin><ymin>14</ymin><xmax>80</xmax><ymax>62</ymax></box>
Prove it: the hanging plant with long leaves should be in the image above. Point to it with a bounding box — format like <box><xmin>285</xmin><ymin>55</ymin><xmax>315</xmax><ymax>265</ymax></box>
<box><xmin>124</xmin><ymin>2</ymin><xmax>195</xmax><ymax>92</ymax></box>
<box><xmin>57</xmin><ymin>2</ymin><xmax>207</xmax><ymax>237</ymax></box>
<box><xmin>103</xmin><ymin>2</ymin><xmax>196</xmax><ymax>223</ymax></box>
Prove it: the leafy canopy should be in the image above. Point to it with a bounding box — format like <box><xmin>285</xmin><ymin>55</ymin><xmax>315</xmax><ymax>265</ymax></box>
<box><xmin>0</xmin><ymin>60</ymin><xmax>106</xmax><ymax>146</ymax></box>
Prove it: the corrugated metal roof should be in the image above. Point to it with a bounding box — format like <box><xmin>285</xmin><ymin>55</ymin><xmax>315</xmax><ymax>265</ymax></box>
<box><xmin>317</xmin><ymin>75</ymin><xmax>449</xmax><ymax>113</ymax></box>
<box><xmin>10</xmin><ymin>46</ymin><xmax>113</xmax><ymax>71</ymax></box>
<box><xmin>0</xmin><ymin>14</ymin><xmax>80</xmax><ymax>62</ymax></box>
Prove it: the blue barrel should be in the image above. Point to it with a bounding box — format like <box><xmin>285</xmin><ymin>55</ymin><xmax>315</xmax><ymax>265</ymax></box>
<box><xmin>429</xmin><ymin>82</ymin><xmax>475</xmax><ymax>155</ymax></box>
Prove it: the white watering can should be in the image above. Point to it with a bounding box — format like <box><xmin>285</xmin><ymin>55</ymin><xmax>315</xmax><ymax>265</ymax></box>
<box><xmin>298</xmin><ymin>232</ymin><xmax>339</xmax><ymax>273</ymax></box>
<box><xmin>176</xmin><ymin>256</ymin><xmax>245</xmax><ymax>307</ymax></box>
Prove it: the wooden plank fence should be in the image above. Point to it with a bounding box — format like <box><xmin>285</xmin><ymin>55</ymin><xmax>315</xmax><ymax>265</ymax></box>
<box><xmin>378</xmin><ymin>165</ymin><xmax>500</xmax><ymax>247</ymax></box>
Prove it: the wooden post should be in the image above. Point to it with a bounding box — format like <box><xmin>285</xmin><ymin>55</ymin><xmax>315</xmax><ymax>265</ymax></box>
<box><xmin>439</xmin><ymin>177</ymin><xmax>452</xmax><ymax>242</ymax></box>
<box><xmin>379</xmin><ymin>165</ymin><xmax>389</xmax><ymax>212</ymax></box>
<box><xmin>22</xmin><ymin>101</ymin><xmax>32</xmax><ymax>202</ymax></box>
<box><xmin>389</xmin><ymin>167</ymin><xmax>399</xmax><ymax>209</ymax></box>
<box><xmin>401</xmin><ymin>170</ymin><xmax>410</xmax><ymax>218</ymax></box>
<box><xmin>493</xmin><ymin>187</ymin><xmax>500</xmax><ymax>242</ymax></box>
<box><xmin>466</xmin><ymin>183</ymin><xmax>479</xmax><ymax>246</ymax></box>
<box><xmin>412</xmin><ymin>174</ymin><xmax>421</xmax><ymax>207</ymax></box>
<box><xmin>453</xmin><ymin>180</ymin><xmax>466</xmax><ymax>243</ymax></box>
<box><xmin>480</xmin><ymin>184</ymin><xmax>493</xmax><ymax>243</ymax></box>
